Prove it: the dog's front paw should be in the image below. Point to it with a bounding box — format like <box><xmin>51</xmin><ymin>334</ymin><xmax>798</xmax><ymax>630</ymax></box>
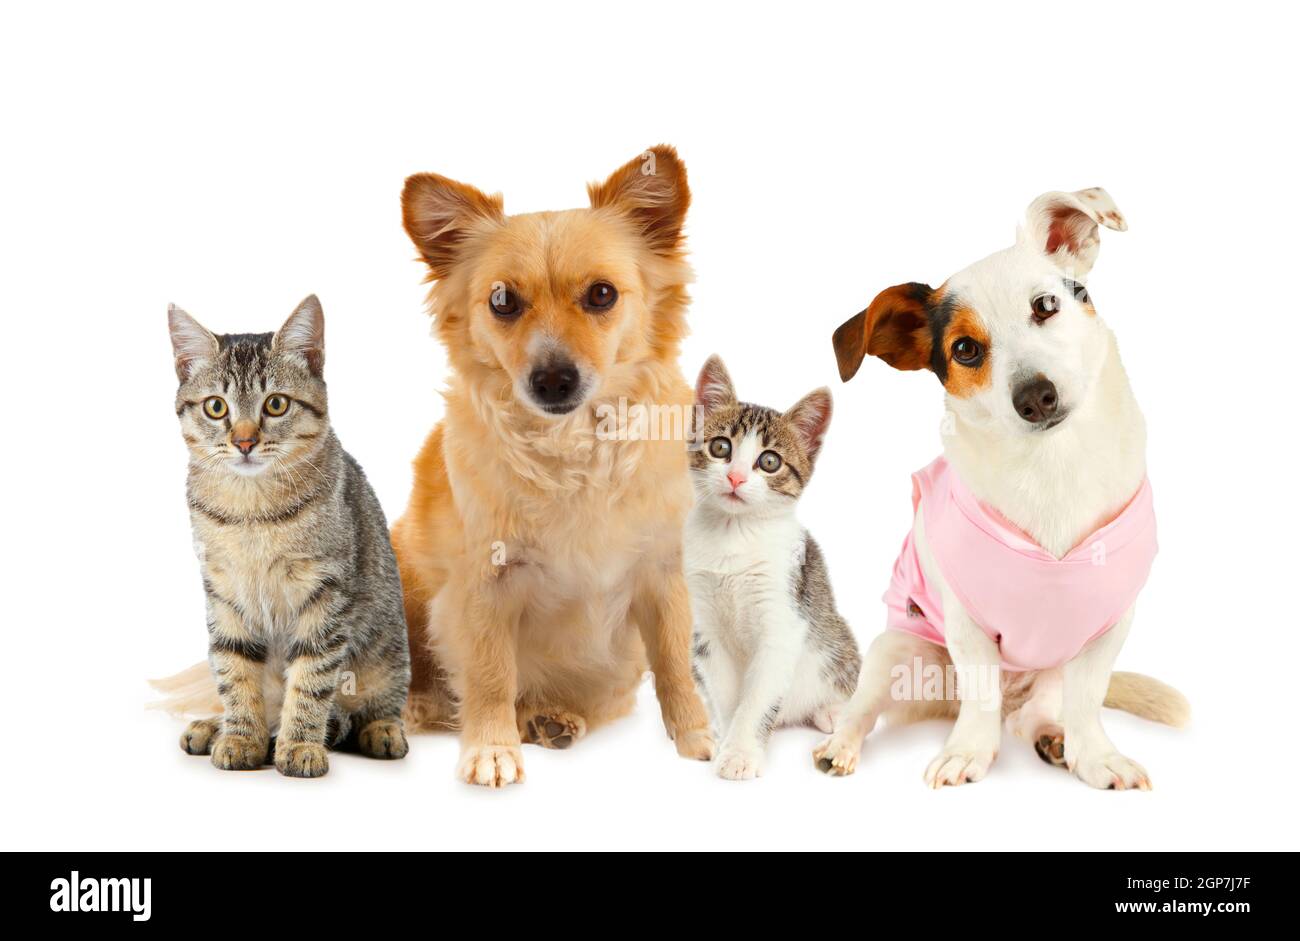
<box><xmin>923</xmin><ymin>745</ymin><xmax>997</xmax><ymax>788</ymax></box>
<box><xmin>210</xmin><ymin>733</ymin><xmax>269</xmax><ymax>771</ymax></box>
<box><xmin>1072</xmin><ymin>750</ymin><xmax>1151</xmax><ymax>790</ymax></box>
<box><xmin>180</xmin><ymin>718</ymin><xmax>221</xmax><ymax>755</ymax></box>
<box><xmin>275</xmin><ymin>741</ymin><xmax>329</xmax><ymax>778</ymax></box>
<box><xmin>716</xmin><ymin>744</ymin><xmax>763</xmax><ymax>781</ymax></box>
<box><xmin>813</xmin><ymin>733</ymin><xmax>861</xmax><ymax>777</ymax></box>
<box><xmin>674</xmin><ymin>726</ymin><xmax>717</xmax><ymax>762</ymax></box>
<box><xmin>457</xmin><ymin>744</ymin><xmax>524</xmax><ymax>788</ymax></box>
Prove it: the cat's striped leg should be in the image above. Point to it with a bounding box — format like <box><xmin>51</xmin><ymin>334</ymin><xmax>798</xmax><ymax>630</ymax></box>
<box><xmin>275</xmin><ymin>581</ymin><xmax>348</xmax><ymax>778</ymax></box>
<box><xmin>206</xmin><ymin>598</ymin><xmax>270</xmax><ymax>770</ymax></box>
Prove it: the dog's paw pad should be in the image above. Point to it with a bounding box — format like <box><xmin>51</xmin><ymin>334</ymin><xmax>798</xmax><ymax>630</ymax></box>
<box><xmin>1033</xmin><ymin>728</ymin><xmax>1067</xmax><ymax>768</ymax></box>
<box><xmin>523</xmin><ymin>712</ymin><xmax>586</xmax><ymax>750</ymax></box>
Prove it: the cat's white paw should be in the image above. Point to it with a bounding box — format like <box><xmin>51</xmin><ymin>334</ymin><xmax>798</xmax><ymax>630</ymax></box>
<box><xmin>716</xmin><ymin>745</ymin><xmax>763</xmax><ymax>781</ymax></box>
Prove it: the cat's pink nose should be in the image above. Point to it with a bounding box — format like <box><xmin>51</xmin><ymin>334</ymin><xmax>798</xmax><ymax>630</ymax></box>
<box><xmin>727</xmin><ymin>470</ymin><xmax>746</xmax><ymax>490</ymax></box>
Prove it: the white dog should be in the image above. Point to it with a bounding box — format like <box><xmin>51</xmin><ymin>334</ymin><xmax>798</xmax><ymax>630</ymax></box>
<box><xmin>819</xmin><ymin>188</ymin><xmax>1187</xmax><ymax>789</ymax></box>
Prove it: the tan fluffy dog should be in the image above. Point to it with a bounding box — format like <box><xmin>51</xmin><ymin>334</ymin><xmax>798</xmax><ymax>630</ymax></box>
<box><xmin>392</xmin><ymin>146</ymin><xmax>715</xmax><ymax>786</ymax></box>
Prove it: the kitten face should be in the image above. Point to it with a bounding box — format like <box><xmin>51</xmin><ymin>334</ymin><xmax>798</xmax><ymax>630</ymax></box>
<box><xmin>170</xmin><ymin>297</ymin><xmax>328</xmax><ymax>479</ymax></box>
<box><xmin>690</xmin><ymin>355</ymin><xmax>832</xmax><ymax>518</ymax></box>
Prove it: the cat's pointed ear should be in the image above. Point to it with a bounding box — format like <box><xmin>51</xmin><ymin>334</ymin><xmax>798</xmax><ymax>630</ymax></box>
<box><xmin>832</xmin><ymin>282</ymin><xmax>935</xmax><ymax>380</ymax></box>
<box><xmin>785</xmin><ymin>388</ymin><xmax>833</xmax><ymax>463</ymax></box>
<box><xmin>587</xmin><ymin>145</ymin><xmax>690</xmax><ymax>257</ymax></box>
<box><xmin>274</xmin><ymin>294</ymin><xmax>325</xmax><ymax>376</ymax></box>
<box><xmin>401</xmin><ymin>172</ymin><xmax>505</xmax><ymax>278</ymax></box>
<box><xmin>695</xmin><ymin>354</ymin><xmax>737</xmax><ymax>414</ymax></box>
<box><xmin>1019</xmin><ymin>187</ymin><xmax>1126</xmax><ymax>278</ymax></box>
<box><xmin>168</xmin><ymin>304</ymin><xmax>218</xmax><ymax>382</ymax></box>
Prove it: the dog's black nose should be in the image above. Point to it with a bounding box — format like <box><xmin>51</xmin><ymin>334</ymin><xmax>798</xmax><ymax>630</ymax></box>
<box><xmin>1013</xmin><ymin>376</ymin><xmax>1059</xmax><ymax>424</ymax></box>
<box><xmin>529</xmin><ymin>362</ymin><xmax>580</xmax><ymax>407</ymax></box>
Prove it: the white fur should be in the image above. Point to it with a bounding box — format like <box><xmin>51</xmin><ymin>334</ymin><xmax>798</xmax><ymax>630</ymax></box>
<box><xmin>686</xmin><ymin>429</ymin><xmax>845</xmax><ymax>781</ymax></box>
<box><xmin>818</xmin><ymin>188</ymin><xmax>1156</xmax><ymax>789</ymax></box>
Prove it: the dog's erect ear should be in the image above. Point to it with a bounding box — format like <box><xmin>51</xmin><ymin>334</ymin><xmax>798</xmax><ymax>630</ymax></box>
<box><xmin>401</xmin><ymin>173</ymin><xmax>505</xmax><ymax>278</ymax></box>
<box><xmin>168</xmin><ymin>304</ymin><xmax>219</xmax><ymax>382</ymax></box>
<box><xmin>1020</xmin><ymin>188</ymin><xmax>1126</xmax><ymax>277</ymax></box>
<box><xmin>785</xmin><ymin>388</ymin><xmax>833</xmax><ymax>463</ymax></box>
<box><xmin>832</xmin><ymin>282</ymin><xmax>935</xmax><ymax>381</ymax></box>
<box><xmin>587</xmin><ymin>145</ymin><xmax>690</xmax><ymax>256</ymax></box>
<box><xmin>695</xmin><ymin>354</ymin><xmax>737</xmax><ymax>414</ymax></box>
<box><xmin>274</xmin><ymin>294</ymin><xmax>325</xmax><ymax>377</ymax></box>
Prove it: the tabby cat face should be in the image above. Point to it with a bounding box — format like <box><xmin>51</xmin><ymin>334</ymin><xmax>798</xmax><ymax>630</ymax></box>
<box><xmin>169</xmin><ymin>296</ymin><xmax>329</xmax><ymax>479</ymax></box>
<box><xmin>690</xmin><ymin>355</ymin><xmax>832</xmax><ymax>517</ymax></box>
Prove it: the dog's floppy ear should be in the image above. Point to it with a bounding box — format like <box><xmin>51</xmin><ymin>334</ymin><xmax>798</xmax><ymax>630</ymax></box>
<box><xmin>1020</xmin><ymin>188</ymin><xmax>1126</xmax><ymax>277</ymax></box>
<box><xmin>168</xmin><ymin>304</ymin><xmax>219</xmax><ymax>382</ymax></box>
<box><xmin>832</xmin><ymin>282</ymin><xmax>935</xmax><ymax>381</ymax></box>
<box><xmin>401</xmin><ymin>172</ymin><xmax>505</xmax><ymax>278</ymax></box>
<box><xmin>588</xmin><ymin>144</ymin><xmax>690</xmax><ymax>256</ymax></box>
<box><xmin>695</xmin><ymin>354</ymin><xmax>737</xmax><ymax>414</ymax></box>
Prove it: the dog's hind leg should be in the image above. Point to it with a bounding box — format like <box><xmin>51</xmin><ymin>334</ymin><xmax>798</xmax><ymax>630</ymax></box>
<box><xmin>1006</xmin><ymin>668</ymin><xmax>1066</xmax><ymax>768</ymax></box>
<box><xmin>518</xmin><ymin>708</ymin><xmax>588</xmax><ymax>750</ymax></box>
<box><xmin>813</xmin><ymin>631</ymin><xmax>945</xmax><ymax>776</ymax></box>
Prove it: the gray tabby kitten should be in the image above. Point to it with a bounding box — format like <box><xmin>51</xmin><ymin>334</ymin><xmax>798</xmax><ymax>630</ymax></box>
<box><xmin>685</xmin><ymin>356</ymin><xmax>861</xmax><ymax>780</ymax></box>
<box><xmin>161</xmin><ymin>295</ymin><xmax>410</xmax><ymax>777</ymax></box>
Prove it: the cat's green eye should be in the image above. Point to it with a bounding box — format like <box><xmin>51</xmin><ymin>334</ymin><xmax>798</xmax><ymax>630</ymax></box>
<box><xmin>757</xmin><ymin>450</ymin><xmax>783</xmax><ymax>473</ymax></box>
<box><xmin>202</xmin><ymin>396</ymin><xmax>228</xmax><ymax>420</ymax></box>
<box><xmin>263</xmin><ymin>394</ymin><xmax>290</xmax><ymax>417</ymax></box>
<box><xmin>707</xmin><ymin>437</ymin><xmax>732</xmax><ymax>460</ymax></box>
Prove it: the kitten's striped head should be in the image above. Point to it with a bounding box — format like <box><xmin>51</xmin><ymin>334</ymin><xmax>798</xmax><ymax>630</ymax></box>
<box><xmin>690</xmin><ymin>355</ymin><xmax>831</xmax><ymax>516</ymax></box>
<box><xmin>169</xmin><ymin>295</ymin><xmax>329</xmax><ymax>479</ymax></box>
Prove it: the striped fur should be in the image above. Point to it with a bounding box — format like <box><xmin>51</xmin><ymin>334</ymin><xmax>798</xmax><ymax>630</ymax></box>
<box><xmin>156</xmin><ymin>296</ymin><xmax>411</xmax><ymax>777</ymax></box>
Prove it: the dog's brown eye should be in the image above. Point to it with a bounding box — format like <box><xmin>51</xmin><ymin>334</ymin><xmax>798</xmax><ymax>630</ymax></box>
<box><xmin>707</xmin><ymin>437</ymin><xmax>732</xmax><ymax>460</ymax></box>
<box><xmin>584</xmin><ymin>281</ymin><xmax>618</xmax><ymax>311</ymax></box>
<box><xmin>952</xmin><ymin>337</ymin><xmax>983</xmax><ymax>366</ymax></box>
<box><xmin>202</xmin><ymin>396</ymin><xmax>228</xmax><ymax>420</ymax></box>
<box><xmin>263</xmin><ymin>394</ymin><xmax>289</xmax><ymax>417</ymax></box>
<box><xmin>490</xmin><ymin>286</ymin><xmax>521</xmax><ymax>318</ymax></box>
<box><xmin>1031</xmin><ymin>294</ymin><xmax>1060</xmax><ymax>324</ymax></box>
<box><xmin>757</xmin><ymin>450</ymin><xmax>782</xmax><ymax>473</ymax></box>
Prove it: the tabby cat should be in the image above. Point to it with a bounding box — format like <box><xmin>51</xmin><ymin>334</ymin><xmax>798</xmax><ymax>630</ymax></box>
<box><xmin>159</xmin><ymin>295</ymin><xmax>410</xmax><ymax>777</ymax></box>
<box><xmin>685</xmin><ymin>356</ymin><xmax>862</xmax><ymax>780</ymax></box>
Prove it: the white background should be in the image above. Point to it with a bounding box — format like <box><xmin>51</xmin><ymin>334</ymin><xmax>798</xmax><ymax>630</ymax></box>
<box><xmin>3</xmin><ymin>1</ymin><xmax>1297</xmax><ymax>851</ymax></box>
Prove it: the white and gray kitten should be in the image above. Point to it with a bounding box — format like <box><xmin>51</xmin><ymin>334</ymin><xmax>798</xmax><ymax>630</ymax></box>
<box><xmin>685</xmin><ymin>355</ymin><xmax>861</xmax><ymax>780</ymax></box>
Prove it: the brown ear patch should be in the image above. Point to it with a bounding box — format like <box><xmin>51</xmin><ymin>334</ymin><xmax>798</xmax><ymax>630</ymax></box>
<box><xmin>832</xmin><ymin>282</ymin><xmax>934</xmax><ymax>381</ymax></box>
<box><xmin>937</xmin><ymin>305</ymin><xmax>991</xmax><ymax>398</ymax></box>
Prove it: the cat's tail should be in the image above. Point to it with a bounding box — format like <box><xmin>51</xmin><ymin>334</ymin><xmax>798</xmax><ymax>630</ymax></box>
<box><xmin>1104</xmin><ymin>671</ymin><xmax>1190</xmax><ymax>727</ymax></box>
<box><xmin>148</xmin><ymin>661</ymin><xmax>222</xmax><ymax>717</ymax></box>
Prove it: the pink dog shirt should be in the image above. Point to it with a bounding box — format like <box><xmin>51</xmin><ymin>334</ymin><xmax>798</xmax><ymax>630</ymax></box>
<box><xmin>885</xmin><ymin>457</ymin><xmax>1157</xmax><ymax>672</ymax></box>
